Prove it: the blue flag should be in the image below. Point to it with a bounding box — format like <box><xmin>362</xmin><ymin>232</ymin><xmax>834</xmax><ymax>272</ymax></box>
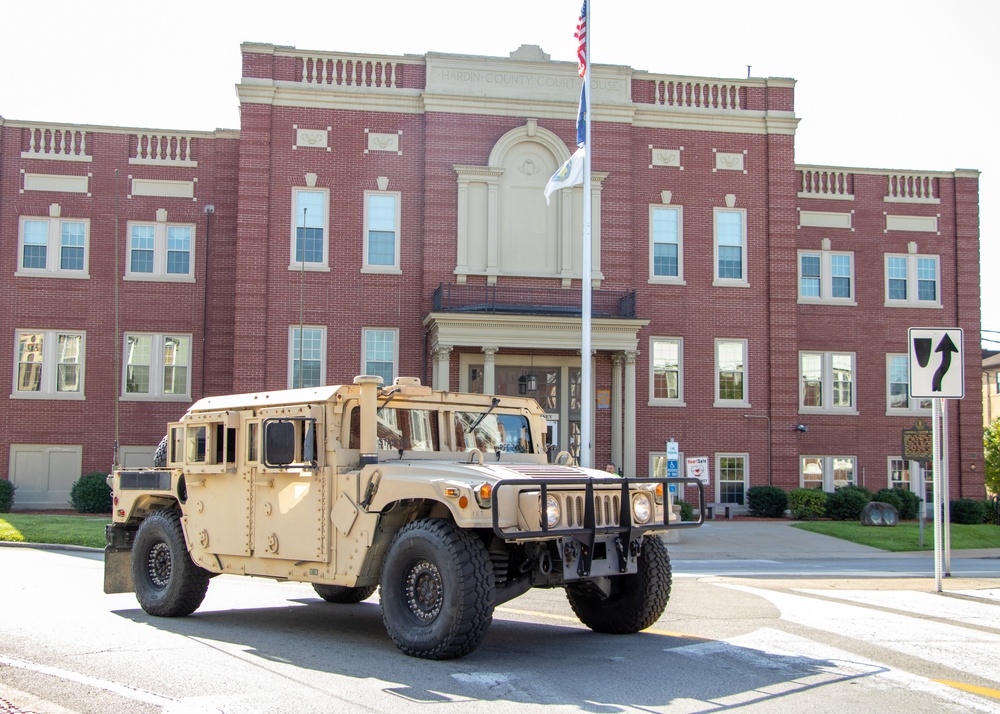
<box><xmin>577</xmin><ymin>84</ymin><xmax>587</xmax><ymax>148</ymax></box>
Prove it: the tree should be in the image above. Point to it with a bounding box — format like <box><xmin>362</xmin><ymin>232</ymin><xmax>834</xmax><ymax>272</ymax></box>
<box><xmin>983</xmin><ymin>420</ymin><xmax>1000</xmax><ymax>495</ymax></box>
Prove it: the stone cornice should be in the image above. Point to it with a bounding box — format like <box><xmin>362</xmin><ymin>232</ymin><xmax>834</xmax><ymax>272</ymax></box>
<box><xmin>424</xmin><ymin>313</ymin><xmax>650</xmax><ymax>352</ymax></box>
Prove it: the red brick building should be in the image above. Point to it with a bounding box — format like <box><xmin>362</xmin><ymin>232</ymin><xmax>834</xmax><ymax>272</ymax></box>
<box><xmin>0</xmin><ymin>42</ymin><xmax>983</xmax><ymax>509</ymax></box>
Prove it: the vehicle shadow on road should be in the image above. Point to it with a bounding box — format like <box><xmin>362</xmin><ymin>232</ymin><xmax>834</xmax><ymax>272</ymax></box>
<box><xmin>112</xmin><ymin>597</ymin><xmax>886</xmax><ymax>710</ymax></box>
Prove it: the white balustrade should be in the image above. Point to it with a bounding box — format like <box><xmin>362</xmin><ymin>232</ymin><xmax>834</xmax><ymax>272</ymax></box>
<box><xmin>652</xmin><ymin>80</ymin><xmax>743</xmax><ymax>110</ymax></box>
<box><xmin>130</xmin><ymin>134</ymin><xmax>197</xmax><ymax>166</ymax></box>
<box><xmin>301</xmin><ymin>56</ymin><xmax>398</xmax><ymax>88</ymax></box>
<box><xmin>21</xmin><ymin>127</ymin><xmax>91</xmax><ymax>161</ymax></box>
<box><xmin>885</xmin><ymin>173</ymin><xmax>939</xmax><ymax>203</ymax></box>
<box><xmin>798</xmin><ymin>169</ymin><xmax>853</xmax><ymax>199</ymax></box>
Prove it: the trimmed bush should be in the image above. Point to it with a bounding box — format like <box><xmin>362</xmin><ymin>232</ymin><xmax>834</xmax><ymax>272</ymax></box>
<box><xmin>949</xmin><ymin>499</ymin><xmax>987</xmax><ymax>525</ymax></box>
<box><xmin>873</xmin><ymin>488</ymin><xmax>905</xmax><ymax>515</ymax></box>
<box><xmin>873</xmin><ymin>488</ymin><xmax>921</xmax><ymax>519</ymax></box>
<box><xmin>825</xmin><ymin>485</ymin><xmax>873</xmax><ymax>521</ymax></box>
<box><xmin>788</xmin><ymin>488</ymin><xmax>827</xmax><ymax>520</ymax></box>
<box><xmin>746</xmin><ymin>486</ymin><xmax>788</xmax><ymax>518</ymax></box>
<box><xmin>675</xmin><ymin>499</ymin><xmax>695</xmax><ymax>522</ymax></box>
<box><xmin>986</xmin><ymin>497</ymin><xmax>1000</xmax><ymax>526</ymax></box>
<box><xmin>70</xmin><ymin>472</ymin><xmax>112</xmax><ymax>514</ymax></box>
<box><xmin>0</xmin><ymin>479</ymin><xmax>15</xmax><ymax>512</ymax></box>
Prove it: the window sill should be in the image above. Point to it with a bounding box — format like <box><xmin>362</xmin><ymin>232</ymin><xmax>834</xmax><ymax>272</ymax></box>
<box><xmin>798</xmin><ymin>408</ymin><xmax>859</xmax><ymax>416</ymax></box>
<box><xmin>120</xmin><ymin>394</ymin><xmax>192</xmax><ymax>402</ymax></box>
<box><xmin>10</xmin><ymin>392</ymin><xmax>86</xmax><ymax>400</ymax></box>
<box><xmin>712</xmin><ymin>280</ymin><xmax>750</xmax><ymax>288</ymax></box>
<box><xmin>648</xmin><ymin>399</ymin><xmax>687</xmax><ymax>407</ymax></box>
<box><xmin>287</xmin><ymin>264</ymin><xmax>331</xmax><ymax>272</ymax></box>
<box><xmin>883</xmin><ymin>301</ymin><xmax>943</xmax><ymax>309</ymax></box>
<box><xmin>124</xmin><ymin>275</ymin><xmax>196</xmax><ymax>283</ymax></box>
<box><xmin>648</xmin><ymin>277</ymin><xmax>686</xmax><ymax>286</ymax></box>
<box><xmin>798</xmin><ymin>298</ymin><xmax>857</xmax><ymax>307</ymax></box>
<box><xmin>15</xmin><ymin>270</ymin><xmax>90</xmax><ymax>280</ymax></box>
<box><xmin>714</xmin><ymin>400</ymin><xmax>750</xmax><ymax>408</ymax></box>
<box><xmin>361</xmin><ymin>267</ymin><xmax>403</xmax><ymax>275</ymax></box>
<box><xmin>885</xmin><ymin>408</ymin><xmax>932</xmax><ymax>417</ymax></box>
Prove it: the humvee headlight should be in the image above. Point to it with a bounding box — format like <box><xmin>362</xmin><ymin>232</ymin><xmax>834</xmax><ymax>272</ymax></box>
<box><xmin>545</xmin><ymin>494</ymin><xmax>561</xmax><ymax>528</ymax></box>
<box><xmin>632</xmin><ymin>493</ymin><xmax>652</xmax><ymax>524</ymax></box>
<box><xmin>475</xmin><ymin>483</ymin><xmax>492</xmax><ymax>509</ymax></box>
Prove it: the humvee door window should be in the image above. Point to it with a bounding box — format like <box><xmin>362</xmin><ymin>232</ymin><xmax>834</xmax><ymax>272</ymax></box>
<box><xmin>349</xmin><ymin>408</ymin><xmax>439</xmax><ymax>452</ymax></box>
<box><xmin>262</xmin><ymin>418</ymin><xmax>319</xmax><ymax>469</ymax></box>
<box><xmin>247</xmin><ymin>422</ymin><xmax>259</xmax><ymax>463</ymax></box>
<box><xmin>455</xmin><ymin>412</ymin><xmax>532</xmax><ymax>453</ymax></box>
<box><xmin>186</xmin><ymin>425</ymin><xmax>207</xmax><ymax>463</ymax></box>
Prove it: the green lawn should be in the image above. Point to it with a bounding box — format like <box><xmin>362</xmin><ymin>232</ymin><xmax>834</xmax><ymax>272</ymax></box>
<box><xmin>793</xmin><ymin>520</ymin><xmax>1000</xmax><ymax>552</ymax></box>
<box><xmin>0</xmin><ymin>514</ymin><xmax>108</xmax><ymax>549</ymax></box>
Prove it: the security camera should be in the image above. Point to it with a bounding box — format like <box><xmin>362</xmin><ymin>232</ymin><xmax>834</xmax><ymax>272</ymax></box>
<box><xmin>204</xmin><ymin>204</ymin><xmax>215</xmax><ymax>214</ymax></box>
<box><xmin>795</xmin><ymin>424</ymin><xmax>808</xmax><ymax>433</ymax></box>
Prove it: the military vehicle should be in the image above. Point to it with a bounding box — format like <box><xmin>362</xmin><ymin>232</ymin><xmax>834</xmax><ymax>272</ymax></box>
<box><xmin>106</xmin><ymin>375</ymin><xmax>702</xmax><ymax>659</ymax></box>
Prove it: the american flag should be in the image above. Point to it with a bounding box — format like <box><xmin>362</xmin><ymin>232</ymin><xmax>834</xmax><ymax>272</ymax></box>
<box><xmin>574</xmin><ymin>2</ymin><xmax>587</xmax><ymax>77</ymax></box>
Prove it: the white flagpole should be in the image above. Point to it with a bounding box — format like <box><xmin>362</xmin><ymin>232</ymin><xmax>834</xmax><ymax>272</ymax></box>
<box><xmin>580</xmin><ymin>1</ymin><xmax>593</xmax><ymax>468</ymax></box>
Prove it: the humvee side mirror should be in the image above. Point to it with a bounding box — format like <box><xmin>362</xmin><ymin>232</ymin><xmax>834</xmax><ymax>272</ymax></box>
<box><xmin>264</xmin><ymin>420</ymin><xmax>295</xmax><ymax>467</ymax></box>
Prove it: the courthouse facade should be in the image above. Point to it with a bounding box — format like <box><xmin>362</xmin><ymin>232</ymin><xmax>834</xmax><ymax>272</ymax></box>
<box><xmin>0</xmin><ymin>42</ymin><xmax>984</xmax><ymax>509</ymax></box>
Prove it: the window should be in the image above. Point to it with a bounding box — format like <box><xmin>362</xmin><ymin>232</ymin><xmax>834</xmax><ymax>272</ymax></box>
<box><xmin>889</xmin><ymin>457</ymin><xmax>914</xmax><ymax>491</ymax></box>
<box><xmin>126</xmin><ymin>222</ymin><xmax>195</xmax><ymax>280</ymax></box>
<box><xmin>713</xmin><ymin>208</ymin><xmax>747</xmax><ymax>285</ymax></box>
<box><xmin>363</xmin><ymin>192</ymin><xmax>400</xmax><ymax>272</ymax></box>
<box><xmin>716</xmin><ymin>453</ymin><xmax>747</xmax><ymax>505</ymax></box>
<box><xmin>799</xmin><ymin>351</ymin><xmax>856</xmax><ymax>413</ymax></box>
<box><xmin>885</xmin><ymin>254</ymin><xmax>940</xmax><ymax>307</ymax></box>
<box><xmin>122</xmin><ymin>333</ymin><xmax>191</xmax><ymax>400</ymax></box>
<box><xmin>17</xmin><ymin>216</ymin><xmax>90</xmax><ymax>278</ymax></box>
<box><xmin>363</xmin><ymin>328</ymin><xmax>397</xmax><ymax>386</ymax></box>
<box><xmin>288</xmin><ymin>326</ymin><xmax>326</xmax><ymax>388</ymax></box>
<box><xmin>886</xmin><ymin>354</ymin><xmax>931</xmax><ymax>413</ymax></box>
<box><xmin>12</xmin><ymin>330</ymin><xmax>85</xmax><ymax>399</ymax></box>
<box><xmin>649</xmin><ymin>205</ymin><xmax>683</xmax><ymax>282</ymax></box>
<box><xmin>798</xmin><ymin>250</ymin><xmax>855</xmax><ymax>303</ymax></box>
<box><xmin>649</xmin><ymin>337</ymin><xmax>683</xmax><ymax>405</ymax></box>
<box><xmin>801</xmin><ymin>456</ymin><xmax>856</xmax><ymax>490</ymax></box>
<box><xmin>290</xmin><ymin>188</ymin><xmax>329</xmax><ymax>269</ymax></box>
<box><xmin>715</xmin><ymin>339</ymin><xmax>748</xmax><ymax>407</ymax></box>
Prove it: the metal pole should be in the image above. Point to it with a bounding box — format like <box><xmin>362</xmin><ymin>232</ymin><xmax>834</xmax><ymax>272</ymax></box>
<box><xmin>299</xmin><ymin>207</ymin><xmax>306</xmax><ymax>388</ymax></box>
<box><xmin>579</xmin><ymin>0</ymin><xmax>593</xmax><ymax>468</ymax></box>
<box><xmin>942</xmin><ymin>398</ymin><xmax>951</xmax><ymax>575</ymax></box>
<box><xmin>932</xmin><ymin>398</ymin><xmax>943</xmax><ymax>592</ymax></box>
<box><xmin>112</xmin><ymin>169</ymin><xmax>120</xmax><ymax>474</ymax></box>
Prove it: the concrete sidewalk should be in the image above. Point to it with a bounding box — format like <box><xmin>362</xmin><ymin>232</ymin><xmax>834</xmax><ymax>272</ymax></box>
<box><xmin>668</xmin><ymin>519</ymin><xmax>1000</xmax><ymax>561</ymax></box>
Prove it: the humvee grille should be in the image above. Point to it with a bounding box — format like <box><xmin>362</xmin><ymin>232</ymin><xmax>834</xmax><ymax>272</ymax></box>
<box><xmin>564</xmin><ymin>493</ymin><xmax>621</xmax><ymax>528</ymax></box>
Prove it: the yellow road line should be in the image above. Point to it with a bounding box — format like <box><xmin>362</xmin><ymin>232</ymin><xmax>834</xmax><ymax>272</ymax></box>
<box><xmin>933</xmin><ymin>679</ymin><xmax>1000</xmax><ymax>700</ymax></box>
<box><xmin>495</xmin><ymin>606</ymin><xmax>706</xmax><ymax>640</ymax></box>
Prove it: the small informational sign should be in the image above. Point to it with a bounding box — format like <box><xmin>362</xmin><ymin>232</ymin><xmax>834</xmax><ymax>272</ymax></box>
<box><xmin>908</xmin><ymin>327</ymin><xmax>964</xmax><ymax>399</ymax></box>
<box><xmin>666</xmin><ymin>440</ymin><xmax>679</xmax><ymax>493</ymax></box>
<box><xmin>902</xmin><ymin>418</ymin><xmax>933</xmax><ymax>462</ymax></box>
<box><xmin>686</xmin><ymin>456</ymin><xmax>710</xmax><ymax>484</ymax></box>
<box><xmin>596</xmin><ymin>389</ymin><xmax>610</xmax><ymax>409</ymax></box>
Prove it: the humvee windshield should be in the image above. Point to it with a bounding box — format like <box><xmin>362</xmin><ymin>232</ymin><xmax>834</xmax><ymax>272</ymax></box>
<box><xmin>455</xmin><ymin>412</ymin><xmax>532</xmax><ymax>453</ymax></box>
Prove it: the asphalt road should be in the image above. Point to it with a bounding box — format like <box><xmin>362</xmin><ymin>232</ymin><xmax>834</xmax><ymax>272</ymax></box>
<box><xmin>1</xmin><ymin>522</ymin><xmax>998</xmax><ymax>713</ymax></box>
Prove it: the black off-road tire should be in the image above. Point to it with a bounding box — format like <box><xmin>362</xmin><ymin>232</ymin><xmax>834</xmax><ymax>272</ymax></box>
<box><xmin>132</xmin><ymin>509</ymin><xmax>210</xmax><ymax>617</ymax></box>
<box><xmin>566</xmin><ymin>535</ymin><xmax>672</xmax><ymax>634</ymax></box>
<box><xmin>313</xmin><ymin>583</ymin><xmax>378</xmax><ymax>603</ymax></box>
<box><xmin>152</xmin><ymin>435</ymin><xmax>168</xmax><ymax>468</ymax></box>
<box><xmin>379</xmin><ymin>518</ymin><xmax>495</xmax><ymax>659</ymax></box>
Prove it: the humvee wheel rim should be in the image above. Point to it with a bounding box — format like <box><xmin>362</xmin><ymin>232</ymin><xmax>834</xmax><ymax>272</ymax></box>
<box><xmin>147</xmin><ymin>541</ymin><xmax>172</xmax><ymax>589</ymax></box>
<box><xmin>404</xmin><ymin>559</ymin><xmax>443</xmax><ymax>622</ymax></box>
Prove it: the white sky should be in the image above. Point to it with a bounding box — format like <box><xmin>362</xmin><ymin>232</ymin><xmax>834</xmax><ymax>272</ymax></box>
<box><xmin>3</xmin><ymin>0</ymin><xmax>996</xmax><ymax>347</ymax></box>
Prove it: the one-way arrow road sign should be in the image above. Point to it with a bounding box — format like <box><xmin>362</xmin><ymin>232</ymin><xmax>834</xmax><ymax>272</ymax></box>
<box><xmin>908</xmin><ymin>327</ymin><xmax>964</xmax><ymax>399</ymax></box>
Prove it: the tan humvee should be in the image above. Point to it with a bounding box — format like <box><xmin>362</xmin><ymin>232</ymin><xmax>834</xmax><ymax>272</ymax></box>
<box><xmin>106</xmin><ymin>376</ymin><xmax>702</xmax><ymax>659</ymax></box>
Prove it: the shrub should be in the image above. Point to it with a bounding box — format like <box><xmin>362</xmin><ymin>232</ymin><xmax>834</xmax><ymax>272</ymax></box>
<box><xmin>0</xmin><ymin>479</ymin><xmax>15</xmax><ymax>512</ymax></box>
<box><xmin>985</xmin><ymin>497</ymin><xmax>999</xmax><ymax>525</ymax></box>
<box><xmin>949</xmin><ymin>499</ymin><xmax>987</xmax><ymax>525</ymax></box>
<box><xmin>788</xmin><ymin>488</ymin><xmax>827</xmax><ymax>520</ymax></box>
<box><xmin>746</xmin><ymin>486</ymin><xmax>788</xmax><ymax>518</ymax></box>
<box><xmin>873</xmin><ymin>488</ymin><xmax>906</xmax><ymax>517</ymax></box>
<box><xmin>825</xmin><ymin>485</ymin><xmax>873</xmax><ymax>521</ymax></box>
<box><xmin>70</xmin><ymin>472</ymin><xmax>112</xmax><ymax>513</ymax></box>
<box><xmin>674</xmin><ymin>499</ymin><xmax>695</xmax><ymax>522</ymax></box>
<box><xmin>893</xmin><ymin>488</ymin><xmax>922</xmax><ymax>520</ymax></box>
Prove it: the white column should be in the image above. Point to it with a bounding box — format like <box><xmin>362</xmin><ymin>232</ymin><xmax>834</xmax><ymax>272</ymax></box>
<box><xmin>482</xmin><ymin>346</ymin><xmax>498</xmax><ymax>395</ymax></box>
<box><xmin>623</xmin><ymin>350</ymin><xmax>638</xmax><ymax>477</ymax></box>
<box><xmin>611</xmin><ymin>352</ymin><xmax>624</xmax><ymax>471</ymax></box>
<box><xmin>432</xmin><ymin>346</ymin><xmax>452</xmax><ymax>391</ymax></box>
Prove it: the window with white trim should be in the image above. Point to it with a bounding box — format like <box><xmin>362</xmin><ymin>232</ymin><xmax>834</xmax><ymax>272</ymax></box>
<box><xmin>649</xmin><ymin>205</ymin><xmax>683</xmax><ymax>283</ymax></box>
<box><xmin>799</xmin><ymin>351</ymin><xmax>856</xmax><ymax>413</ymax></box>
<box><xmin>713</xmin><ymin>208</ymin><xmax>747</xmax><ymax>286</ymax></box>
<box><xmin>363</xmin><ymin>328</ymin><xmax>398</xmax><ymax>386</ymax></box>
<box><xmin>888</xmin><ymin>457</ymin><xmax>916</xmax><ymax>491</ymax></box>
<box><xmin>715</xmin><ymin>339</ymin><xmax>748</xmax><ymax>407</ymax></box>
<box><xmin>885</xmin><ymin>254</ymin><xmax>940</xmax><ymax>307</ymax></box>
<box><xmin>17</xmin><ymin>216</ymin><xmax>90</xmax><ymax>278</ymax></box>
<box><xmin>122</xmin><ymin>333</ymin><xmax>191</xmax><ymax>400</ymax></box>
<box><xmin>801</xmin><ymin>456</ymin><xmax>856</xmax><ymax>490</ymax></box>
<box><xmin>798</xmin><ymin>250</ymin><xmax>855</xmax><ymax>303</ymax></box>
<box><xmin>363</xmin><ymin>192</ymin><xmax>401</xmax><ymax>272</ymax></box>
<box><xmin>288</xmin><ymin>326</ymin><xmax>326</xmax><ymax>389</ymax></box>
<box><xmin>12</xmin><ymin>330</ymin><xmax>85</xmax><ymax>399</ymax></box>
<box><xmin>886</xmin><ymin>354</ymin><xmax>931</xmax><ymax>414</ymax></box>
<box><xmin>649</xmin><ymin>337</ymin><xmax>683</xmax><ymax>405</ymax></box>
<box><xmin>290</xmin><ymin>188</ymin><xmax>329</xmax><ymax>269</ymax></box>
<box><xmin>126</xmin><ymin>221</ymin><xmax>195</xmax><ymax>280</ymax></box>
<box><xmin>716</xmin><ymin>453</ymin><xmax>748</xmax><ymax>505</ymax></box>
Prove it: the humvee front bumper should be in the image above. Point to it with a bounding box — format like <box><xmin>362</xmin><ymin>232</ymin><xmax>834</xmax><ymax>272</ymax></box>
<box><xmin>491</xmin><ymin>476</ymin><xmax>704</xmax><ymax>579</ymax></box>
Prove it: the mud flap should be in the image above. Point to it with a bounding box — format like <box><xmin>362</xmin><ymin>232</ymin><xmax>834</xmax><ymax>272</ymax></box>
<box><xmin>104</xmin><ymin>547</ymin><xmax>135</xmax><ymax>594</ymax></box>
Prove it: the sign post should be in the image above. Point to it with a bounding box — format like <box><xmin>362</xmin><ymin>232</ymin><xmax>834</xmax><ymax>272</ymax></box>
<box><xmin>907</xmin><ymin>327</ymin><xmax>964</xmax><ymax>592</ymax></box>
<box><xmin>666</xmin><ymin>439</ymin><xmax>679</xmax><ymax>496</ymax></box>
